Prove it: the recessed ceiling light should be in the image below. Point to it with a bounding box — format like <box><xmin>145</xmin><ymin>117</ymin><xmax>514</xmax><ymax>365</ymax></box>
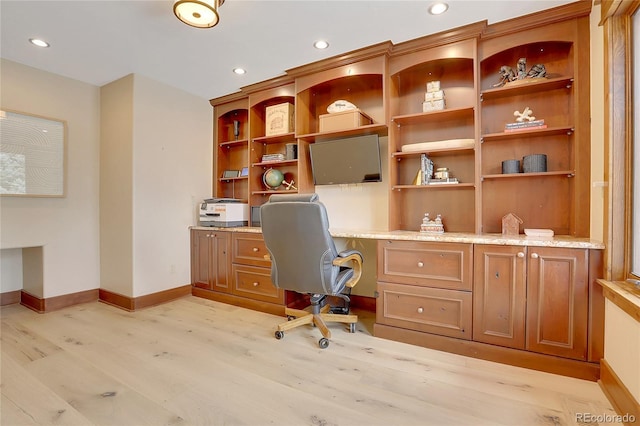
<box><xmin>233</xmin><ymin>68</ymin><xmax>246</xmax><ymax>75</ymax></box>
<box><xmin>428</xmin><ymin>2</ymin><xmax>449</xmax><ymax>15</ymax></box>
<box><xmin>314</xmin><ymin>40</ymin><xmax>329</xmax><ymax>49</ymax></box>
<box><xmin>29</xmin><ymin>38</ymin><xmax>50</xmax><ymax>48</ymax></box>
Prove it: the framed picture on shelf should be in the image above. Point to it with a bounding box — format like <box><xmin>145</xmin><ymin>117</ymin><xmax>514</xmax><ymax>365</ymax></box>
<box><xmin>222</xmin><ymin>170</ymin><xmax>240</xmax><ymax>178</ymax></box>
<box><xmin>240</xmin><ymin>167</ymin><xmax>249</xmax><ymax>177</ymax></box>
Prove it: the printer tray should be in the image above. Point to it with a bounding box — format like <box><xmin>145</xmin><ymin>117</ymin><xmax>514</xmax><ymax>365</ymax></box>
<box><xmin>199</xmin><ymin>220</ymin><xmax>248</xmax><ymax>228</ymax></box>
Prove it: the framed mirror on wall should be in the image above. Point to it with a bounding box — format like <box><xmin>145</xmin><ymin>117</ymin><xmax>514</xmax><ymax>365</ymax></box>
<box><xmin>0</xmin><ymin>110</ymin><xmax>66</xmax><ymax>197</ymax></box>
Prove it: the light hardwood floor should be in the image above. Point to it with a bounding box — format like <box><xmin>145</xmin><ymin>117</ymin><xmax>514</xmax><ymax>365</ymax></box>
<box><xmin>1</xmin><ymin>296</ymin><xmax>617</xmax><ymax>426</ymax></box>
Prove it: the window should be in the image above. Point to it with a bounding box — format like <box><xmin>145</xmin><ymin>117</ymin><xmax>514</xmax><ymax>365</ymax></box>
<box><xmin>602</xmin><ymin>1</ymin><xmax>639</xmax><ymax>282</ymax></box>
<box><xmin>632</xmin><ymin>8</ymin><xmax>639</xmax><ymax>279</ymax></box>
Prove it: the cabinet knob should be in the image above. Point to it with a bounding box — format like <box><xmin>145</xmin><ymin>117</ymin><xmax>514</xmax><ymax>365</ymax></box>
<box><xmin>252</xmin><ymin>247</ymin><xmax>259</xmax><ymax>252</ymax></box>
<box><xmin>531</xmin><ymin>253</ymin><xmax>539</xmax><ymax>259</ymax></box>
<box><xmin>517</xmin><ymin>252</ymin><xmax>525</xmax><ymax>258</ymax></box>
<box><xmin>417</xmin><ymin>307</ymin><xmax>424</xmax><ymax>314</ymax></box>
<box><xmin>417</xmin><ymin>261</ymin><xmax>424</xmax><ymax>268</ymax></box>
<box><xmin>253</xmin><ymin>282</ymin><xmax>259</xmax><ymax>287</ymax></box>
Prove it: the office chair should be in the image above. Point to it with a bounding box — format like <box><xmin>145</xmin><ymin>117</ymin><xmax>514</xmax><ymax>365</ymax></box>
<box><xmin>260</xmin><ymin>193</ymin><xmax>363</xmax><ymax>349</ymax></box>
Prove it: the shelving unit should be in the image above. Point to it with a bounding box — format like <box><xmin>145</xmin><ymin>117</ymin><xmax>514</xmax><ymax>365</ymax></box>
<box><xmin>387</xmin><ymin>34</ymin><xmax>480</xmax><ymax>234</ymax></box>
<box><xmin>213</xmin><ymin>96</ymin><xmax>249</xmax><ymax>201</ymax></box>
<box><xmin>479</xmin><ymin>17</ymin><xmax>590</xmax><ymax>236</ymax></box>
<box><xmin>208</xmin><ymin>2</ymin><xmax>591</xmax><ymax>237</ymax></box>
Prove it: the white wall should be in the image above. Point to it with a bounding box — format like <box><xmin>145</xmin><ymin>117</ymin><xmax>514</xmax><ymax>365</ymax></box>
<box><xmin>316</xmin><ymin>136</ymin><xmax>389</xmax><ymax>231</ymax></box>
<box><xmin>131</xmin><ymin>75</ymin><xmax>212</xmax><ymax>297</ymax></box>
<box><xmin>605</xmin><ymin>300</ymin><xmax>640</xmax><ymax>403</ymax></box>
<box><xmin>0</xmin><ymin>59</ymin><xmax>101</xmax><ymax>298</ymax></box>
<box><xmin>0</xmin><ymin>248</ymin><xmax>23</xmax><ymax>292</ymax></box>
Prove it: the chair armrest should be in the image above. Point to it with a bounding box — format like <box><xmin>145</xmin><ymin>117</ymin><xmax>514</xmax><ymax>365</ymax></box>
<box><xmin>333</xmin><ymin>251</ymin><xmax>363</xmax><ymax>288</ymax></box>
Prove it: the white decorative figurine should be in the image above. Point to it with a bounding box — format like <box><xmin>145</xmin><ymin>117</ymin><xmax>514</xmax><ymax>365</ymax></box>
<box><xmin>514</xmin><ymin>107</ymin><xmax>536</xmax><ymax>122</ymax></box>
<box><xmin>420</xmin><ymin>213</ymin><xmax>445</xmax><ymax>234</ymax></box>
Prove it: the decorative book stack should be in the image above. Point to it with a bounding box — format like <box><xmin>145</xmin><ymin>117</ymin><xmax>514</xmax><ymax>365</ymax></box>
<box><xmin>505</xmin><ymin>119</ymin><xmax>546</xmax><ymax>132</ymax></box>
<box><xmin>261</xmin><ymin>153</ymin><xmax>285</xmax><ymax>163</ymax></box>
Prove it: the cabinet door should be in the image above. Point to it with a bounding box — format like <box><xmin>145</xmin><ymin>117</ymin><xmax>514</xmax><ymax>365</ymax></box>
<box><xmin>473</xmin><ymin>245</ymin><xmax>527</xmax><ymax>349</ymax></box>
<box><xmin>191</xmin><ymin>230</ymin><xmax>213</xmax><ymax>289</ymax></box>
<box><xmin>526</xmin><ymin>247</ymin><xmax>588</xmax><ymax>360</ymax></box>
<box><xmin>211</xmin><ymin>232</ymin><xmax>231</xmax><ymax>293</ymax></box>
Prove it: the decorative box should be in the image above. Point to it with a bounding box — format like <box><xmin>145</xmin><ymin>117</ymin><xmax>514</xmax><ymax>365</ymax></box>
<box><xmin>422</xmin><ymin>99</ymin><xmax>446</xmax><ymax>112</ymax></box>
<box><xmin>425</xmin><ymin>90</ymin><xmax>444</xmax><ymax>101</ymax></box>
<box><xmin>319</xmin><ymin>109</ymin><xmax>373</xmax><ymax>132</ymax></box>
<box><xmin>265</xmin><ymin>103</ymin><xmax>295</xmax><ymax>136</ymax></box>
<box><xmin>426</xmin><ymin>80</ymin><xmax>441</xmax><ymax>92</ymax></box>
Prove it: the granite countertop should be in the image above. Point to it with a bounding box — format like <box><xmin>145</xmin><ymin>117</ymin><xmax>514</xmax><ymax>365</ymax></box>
<box><xmin>190</xmin><ymin>226</ymin><xmax>605</xmax><ymax>250</ymax></box>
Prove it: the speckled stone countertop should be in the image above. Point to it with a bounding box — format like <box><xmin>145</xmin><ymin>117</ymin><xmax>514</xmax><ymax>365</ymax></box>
<box><xmin>190</xmin><ymin>226</ymin><xmax>605</xmax><ymax>250</ymax></box>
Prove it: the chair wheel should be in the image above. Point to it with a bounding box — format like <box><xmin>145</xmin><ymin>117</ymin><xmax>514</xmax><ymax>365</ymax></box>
<box><xmin>349</xmin><ymin>323</ymin><xmax>356</xmax><ymax>333</ymax></box>
<box><xmin>318</xmin><ymin>337</ymin><xmax>329</xmax><ymax>349</ymax></box>
<box><xmin>275</xmin><ymin>330</ymin><xmax>284</xmax><ymax>340</ymax></box>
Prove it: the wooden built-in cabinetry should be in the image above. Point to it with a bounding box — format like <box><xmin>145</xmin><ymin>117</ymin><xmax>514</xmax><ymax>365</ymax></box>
<box><xmin>202</xmin><ymin>2</ymin><xmax>601</xmax><ymax>380</ymax></box>
<box><xmin>191</xmin><ymin>229</ymin><xmax>303</xmax><ymax>315</ymax></box>
<box><xmin>375</xmin><ymin>239</ymin><xmax>603</xmax><ymax>380</ymax></box>
<box><xmin>191</xmin><ymin>229</ymin><xmax>230</xmax><ymax>292</ymax></box>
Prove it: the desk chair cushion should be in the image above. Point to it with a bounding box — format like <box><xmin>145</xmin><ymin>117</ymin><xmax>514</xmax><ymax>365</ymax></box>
<box><xmin>261</xmin><ymin>194</ymin><xmax>353</xmax><ymax>296</ymax></box>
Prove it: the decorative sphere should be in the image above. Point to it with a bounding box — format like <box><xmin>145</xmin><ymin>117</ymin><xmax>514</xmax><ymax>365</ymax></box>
<box><xmin>263</xmin><ymin>168</ymin><xmax>284</xmax><ymax>189</ymax></box>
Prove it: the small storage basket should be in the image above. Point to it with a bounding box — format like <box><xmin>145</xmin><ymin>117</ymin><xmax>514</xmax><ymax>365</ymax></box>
<box><xmin>522</xmin><ymin>154</ymin><xmax>547</xmax><ymax>173</ymax></box>
<box><xmin>502</xmin><ymin>159</ymin><xmax>520</xmax><ymax>174</ymax></box>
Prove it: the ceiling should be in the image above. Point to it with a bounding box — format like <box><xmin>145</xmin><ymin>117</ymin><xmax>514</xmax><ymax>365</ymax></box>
<box><xmin>1</xmin><ymin>0</ymin><xmax>576</xmax><ymax>101</ymax></box>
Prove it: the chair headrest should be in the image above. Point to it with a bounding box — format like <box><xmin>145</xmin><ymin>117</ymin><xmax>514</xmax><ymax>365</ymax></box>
<box><xmin>268</xmin><ymin>193</ymin><xmax>319</xmax><ymax>203</ymax></box>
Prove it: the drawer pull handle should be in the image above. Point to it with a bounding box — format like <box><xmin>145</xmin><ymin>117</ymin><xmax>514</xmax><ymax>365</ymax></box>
<box><xmin>531</xmin><ymin>253</ymin><xmax>539</xmax><ymax>259</ymax></box>
<box><xmin>517</xmin><ymin>252</ymin><xmax>525</xmax><ymax>258</ymax></box>
<box><xmin>417</xmin><ymin>307</ymin><xmax>424</xmax><ymax>314</ymax></box>
<box><xmin>253</xmin><ymin>282</ymin><xmax>259</xmax><ymax>287</ymax></box>
<box><xmin>417</xmin><ymin>261</ymin><xmax>424</xmax><ymax>268</ymax></box>
<box><xmin>253</xmin><ymin>247</ymin><xmax>259</xmax><ymax>252</ymax></box>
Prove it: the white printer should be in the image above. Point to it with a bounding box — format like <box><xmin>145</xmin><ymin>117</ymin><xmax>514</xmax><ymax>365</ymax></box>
<box><xmin>199</xmin><ymin>198</ymin><xmax>249</xmax><ymax>227</ymax></box>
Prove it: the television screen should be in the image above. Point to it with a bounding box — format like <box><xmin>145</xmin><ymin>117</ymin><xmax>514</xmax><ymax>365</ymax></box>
<box><xmin>309</xmin><ymin>134</ymin><xmax>382</xmax><ymax>185</ymax></box>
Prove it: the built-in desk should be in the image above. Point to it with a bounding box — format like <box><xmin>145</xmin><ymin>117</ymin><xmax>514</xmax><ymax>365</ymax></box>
<box><xmin>191</xmin><ymin>225</ymin><xmax>605</xmax><ymax>249</ymax></box>
<box><xmin>190</xmin><ymin>226</ymin><xmax>605</xmax><ymax>381</ymax></box>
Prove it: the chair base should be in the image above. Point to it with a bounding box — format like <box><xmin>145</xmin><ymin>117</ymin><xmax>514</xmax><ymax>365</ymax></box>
<box><xmin>275</xmin><ymin>304</ymin><xmax>358</xmax><ymax>348</ymax></box>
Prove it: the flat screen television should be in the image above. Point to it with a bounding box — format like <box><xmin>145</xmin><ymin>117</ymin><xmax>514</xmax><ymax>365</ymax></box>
<box><xmin>309</xmin><ymin>134</ymin><xmax>382</xmax><ymax>185</ymax></box>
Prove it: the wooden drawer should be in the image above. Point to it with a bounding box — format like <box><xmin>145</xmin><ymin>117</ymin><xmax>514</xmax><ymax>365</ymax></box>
<box><xmin>232</xmin><ymin>264</ymin><xmax>283</xmax><ymax>304</ymax></box>
<box><xmin>376</xmin><ymin>282</ymin><xmax>472</xmax><ymax>340</ymax></box>
<box><xmin>232</xmin><ymin>233</ymin><xmax>270</xmax><ymax>268</ymax></box>
<box><xmin>377</xmin><ymin>240</ymin><xmax>473</xmax><ymax>290</ymax></box>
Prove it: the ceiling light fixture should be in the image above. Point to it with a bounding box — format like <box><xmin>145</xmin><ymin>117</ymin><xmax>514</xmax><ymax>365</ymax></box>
<box><xmin>314</xmin><ymin>40</ymin><xmax>329</xmax><ymax>49</ymax></box>
<box><xmin>173</xmin><ymin>0</ymin><xmax>224</xmax><ymax>28</ymax></box>
<box><xmin>428</xmin><ymin>2</ymin><xmax>449</xmax><ymax>15</ymax></box>
<box><xmin>29</xmin><ymin>38</ymin><xmax>50</xmax><ymax>48</ymax></box>
<box><xmin>233</xmin><ymin>68</ymin><xmax>246</xmax><ymax>75</ymax></box>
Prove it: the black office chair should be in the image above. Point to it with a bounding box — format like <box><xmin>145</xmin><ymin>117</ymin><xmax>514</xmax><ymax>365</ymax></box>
<box><xmin>260</xmin><ymin>193</ymin><xmax>363</xmax><ymax>349</ymax></box>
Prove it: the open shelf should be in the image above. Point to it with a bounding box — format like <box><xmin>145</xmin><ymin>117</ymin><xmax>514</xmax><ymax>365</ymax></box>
<box><xmin>219</xmin><ymin>139</ymin><xmax>249</xmax><ymax>148</ymax></box>
<box><xmin>392</xmin><ymin>145</ymin><xmax>475</xmax><ymax>159</ymax></box>
<box><xmin>252</xmin><ymin>132</ymin><xmax>296</xmax><ymax>145</ymax></box>
<box><xmin>296</xmin><ymin>123</ymin><xmax>388</xmax><ymax>142</ymax></box>
<box><xmin>481</xmin><ymin>77</ymin><xmax>574</xmax><ymax>101</ymax></box>
<box><xmin>391</xmin><ymin>107</ymin><xmax>475</xmax><ymax>127</ymax></box>
<box><xmin>481</xmin><ymin>126</ymin><xmax>574</xmax><ymax>142</ymax></box>
<box><xmin>253</xmin><ymin>159</ymin><xmax>298</xmax><ymax>167</ymax></box>
<box><xmin>482</xmin><ymin>170</ymin><xmax>575</xmax><ymax>180</ymax></box>
<box><xmin>393</xmin><ymin>183</ymin><xmax>475</xmax><ymax>190</ymax></box>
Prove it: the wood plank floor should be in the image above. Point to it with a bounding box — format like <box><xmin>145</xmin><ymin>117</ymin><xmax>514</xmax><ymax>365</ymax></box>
<box><xmin>1</xmin><ymin>296</ymin><xmax>617</xmax><ymax>426</ymax></box>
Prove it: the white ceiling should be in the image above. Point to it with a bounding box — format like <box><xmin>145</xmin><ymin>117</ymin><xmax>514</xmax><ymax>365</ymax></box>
<box><xmin>1</xmin><ymin>0</ymin><xmax>576</xmax><ymax>101</ymax></box>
